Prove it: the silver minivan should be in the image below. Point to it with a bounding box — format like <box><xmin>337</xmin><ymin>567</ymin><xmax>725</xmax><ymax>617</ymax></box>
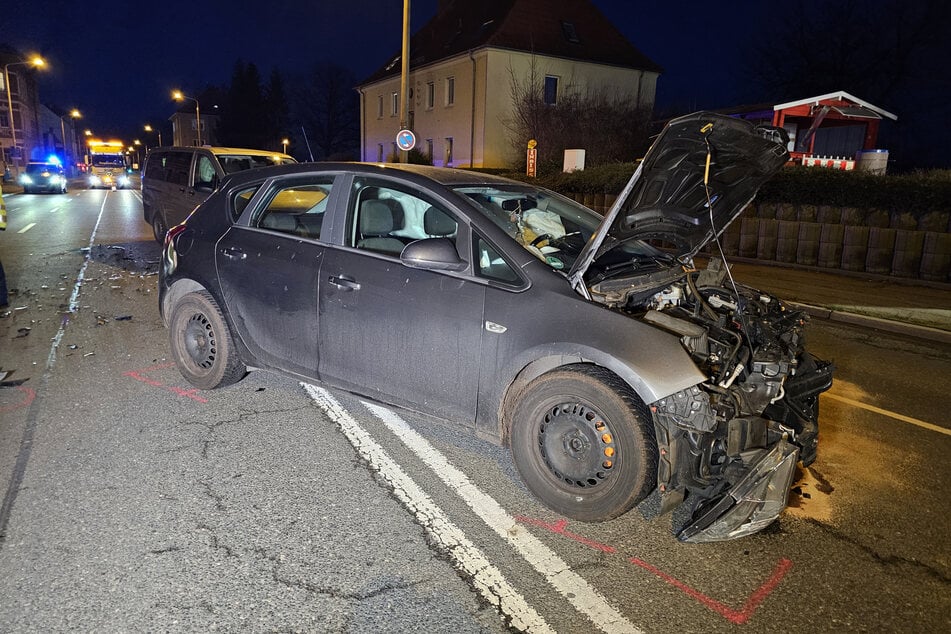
<box><xmin>142</xmin><ymin>146</ymin><xmax>296</xmax><ymax>241</ymax></box>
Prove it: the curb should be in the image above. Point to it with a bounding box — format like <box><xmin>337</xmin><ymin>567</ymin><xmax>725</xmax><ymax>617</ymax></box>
<box><xmin>791</xmin><ymin>302</ymin><xmax>951</xmax><ymax>345</ymax></box>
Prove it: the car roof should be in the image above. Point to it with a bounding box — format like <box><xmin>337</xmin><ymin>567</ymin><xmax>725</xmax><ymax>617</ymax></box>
<box><xmin>148</xmin><ymin>146</ymin><xmax>294</xmax><ymax>160</ymax></box>
<box><xmin>219</xmin><ymin>161</ymin><xmax>526</xmax><ymax>189</ymax></box>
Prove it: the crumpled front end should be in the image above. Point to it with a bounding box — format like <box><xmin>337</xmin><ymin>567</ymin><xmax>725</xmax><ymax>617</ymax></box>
<box><xmin>677</xmin><ymin>437</ymin><xmax>799</xmax><ymax>542</ymax></box>
<box><xmin>628</xmin><ymin>258</ymin><xmax>833</xmax><ymax>541</ymax></box>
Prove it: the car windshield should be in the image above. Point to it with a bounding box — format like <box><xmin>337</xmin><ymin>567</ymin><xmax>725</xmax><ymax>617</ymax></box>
<box><xmin>219</xmin><ymin>154</ymin><xmax>297</xmax><ymax>174</ymax></box>
<box><xmin>91</xmin><ymin>156</ymin><xmax>125</xmax><ymax>167</ymax></box>
<box><xmin>451</xmin><ymin>183</ymin><xmax>670</xmax><ymax>275</ymax></box>
<box><xmin>26</xmin><ymin>163</ymin><xmax>57</xmax><ymax>173</ymax></box>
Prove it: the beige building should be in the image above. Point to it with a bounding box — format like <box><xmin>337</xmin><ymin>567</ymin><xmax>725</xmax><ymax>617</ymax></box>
<box><xmin>357</xmin><ymin>0</ymin><xmax>662</xmax><ymax>169</ymax></box>
<box><xmin>1</xmin><ymin>46</ymin><xmax>44</xmax><ymax>178</ymax></box>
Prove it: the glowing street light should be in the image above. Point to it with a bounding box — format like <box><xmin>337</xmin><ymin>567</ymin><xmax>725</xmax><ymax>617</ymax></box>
<box><xmin>171</xmin><ymin>90</ymin><xmax>201</xmax><ymax>146</ymax></box>
<box><xmin>144</xmin><ymin>124</ymin><xmax>162</xmax><ymax>148</ymax></box>
<box><xmin>3</xmin><ymin>54</ymin><xmax>46</xmax><ymax>172</ymax></box>
<box><xmin>282</xmin><ymin>138</ymin><xmax>289</xmax><ymax>154</ymax></box>
<box><xmin>58</xmin><ymin>108</ymin><xmax>81</xmax><ymax>170</ymax></box>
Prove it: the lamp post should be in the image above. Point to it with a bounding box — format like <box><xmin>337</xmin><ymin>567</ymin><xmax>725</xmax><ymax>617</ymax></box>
<box><xmin>3</xmin><ymin>55</ymin><xmax>46</xmax><ymax>175</ymax></box>
<box><xmin>83</xmin><ymin>129</ymin><xmax>92</xmax><ymax>168</ymax></box>
<box><xmin>282</xmin><ymin>138</ymin><xmax>289</xmax><ymax>154</ymax></box>
<box><xmin>58</xmin><ymin>108</ymin><xmax>81</xmax><ymax>173</ymax></box>
<box><xmin>171</xmin><ymin>90</ymin><xmax>201</xmax><ymax>146</ymax></box>
<box><xmin>144</xmin><ymin>124</ymin><xmax>162</xmax><ymax>149</ymax></box>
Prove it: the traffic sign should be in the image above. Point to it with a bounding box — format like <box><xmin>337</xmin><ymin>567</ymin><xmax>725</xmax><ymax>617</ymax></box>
<box><xmin>396</xmin><ymin>129</ymin><xmax>417</xmax><ymax>151</ymax></box>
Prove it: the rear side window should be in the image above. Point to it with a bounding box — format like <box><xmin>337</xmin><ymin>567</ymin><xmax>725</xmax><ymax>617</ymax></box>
<box><xmin>164</xmin><ymin>152</ymin><xmax>192</xmax><ymax>187</ymax></box>
<box><xmin>252</xmin><ymin>178</ymin><xmax>334</xmax><ymax>241</ymax></box>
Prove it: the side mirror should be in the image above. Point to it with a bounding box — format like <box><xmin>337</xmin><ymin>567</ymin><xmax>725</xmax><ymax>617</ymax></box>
<box><xmin>400</xmin><ymin>237</ymin><xmax>467</xmax><ymax>272</ymax></box>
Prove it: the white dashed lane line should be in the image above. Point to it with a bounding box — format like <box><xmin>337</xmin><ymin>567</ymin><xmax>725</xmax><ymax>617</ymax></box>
<box><xmin>17</xmin><ymin>222</ymin><xmax>36</xmax><ymax>234</ymax></box>
<box><xmin>823</xmin><ymin>391</ymin><xmax>950</xmax><ymax>436</ymax></box>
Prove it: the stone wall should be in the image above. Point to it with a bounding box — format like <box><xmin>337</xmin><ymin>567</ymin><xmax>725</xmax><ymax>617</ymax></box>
<box><xmin>569</xmin><ymin>194</ymin><xmax>951</xmax><ymax>282</ymax></box>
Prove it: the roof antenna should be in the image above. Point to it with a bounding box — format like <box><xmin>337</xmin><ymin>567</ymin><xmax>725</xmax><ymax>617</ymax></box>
<box><xmin>301</xmin><ymin>125</ymin><xmax>315</xmax><ymax>162</ymax></box>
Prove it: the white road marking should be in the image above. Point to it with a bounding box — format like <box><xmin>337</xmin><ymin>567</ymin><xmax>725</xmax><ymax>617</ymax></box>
<box><xmin>303</xmin><ymin>384</ymin><xmax>554</xmax><ymax>634</ymax></box>
<box><xmin>17</xmin><ymin>223</ymin><xmax>36</xmax><ymax>234</ymax></box>
<box><xmin>361</xmin><ymin>400</ymin><xmax>641</xmax><ymax>634</ymax></box>
<box><xmin>823</xmin><ymin>392</ymin><xmax>950</xmax><ymax>436</ymax></box>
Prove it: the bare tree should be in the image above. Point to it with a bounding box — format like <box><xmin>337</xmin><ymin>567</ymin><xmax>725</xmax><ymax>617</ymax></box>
<box><xmin>505</xmin><ymin>57</ymin><xmax>653</xmax><ymax>171</ymax></box>
<box><xmin>291</xmin><ymin>62</ymin><xmax>360</xmax><ymax>161</ymax></box>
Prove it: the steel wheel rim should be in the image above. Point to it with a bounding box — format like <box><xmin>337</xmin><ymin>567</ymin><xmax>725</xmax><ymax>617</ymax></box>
<box><xmin>183</xmin><ymin>312</ymin><xmax>217</xmax><ymax>370</ymax></box>
<box><xmin>537</xmin><ymin>402</ymin><xmax>617</xmax><ymax>489</ymax></box>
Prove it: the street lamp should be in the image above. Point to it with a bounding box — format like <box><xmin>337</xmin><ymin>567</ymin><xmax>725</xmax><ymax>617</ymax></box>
<box><xmin>282</xmin><ymin>138</ymin><xmax>289</xmax><ymax>154</ymax></box>
<box><xmin>171</xmin><ymin>90</ymin><xmax>201</xmax><ymax>146</ymax></box>
<box><xmin>144</xmin><ymin>124</ymin><xmax>162</xmax><ymax>148</ymax></box>
<box><xmin>3</xmin><ymin>54</ymin><xmax>46</xmax><ymax>174</ymax></box>
<box><xmin>58</xmin><ymin>108</ymin><xmax>81</xmax><ymax>172</ymax></box>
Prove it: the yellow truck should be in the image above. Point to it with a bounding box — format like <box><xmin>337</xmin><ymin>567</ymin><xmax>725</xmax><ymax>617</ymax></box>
<box><xmin>87</xmin><ymin>140</ymin><xmax>131</xmax><ymax>189</ymax></box>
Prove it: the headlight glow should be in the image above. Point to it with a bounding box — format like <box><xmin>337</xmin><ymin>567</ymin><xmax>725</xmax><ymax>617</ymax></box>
<box><xmin>20</xmin><ymin>175</ymin><xmax>34</xmax><ymax>184</ymax></box>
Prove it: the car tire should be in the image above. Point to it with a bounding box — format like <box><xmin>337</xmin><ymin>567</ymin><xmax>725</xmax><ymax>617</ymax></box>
<box><xmin>510</xmin><ymin>365</ymin><xmax>657</xmax><ymax>522</ymax></box>
<box><xmin>169</xmin><ymin>290</ymin><xmax>246</xmax><ymax>390</ymax></box>
<box><xmin>151</xmin><ymin>213</ymin><xmax>168</xmax><ymax>243</ymax></box>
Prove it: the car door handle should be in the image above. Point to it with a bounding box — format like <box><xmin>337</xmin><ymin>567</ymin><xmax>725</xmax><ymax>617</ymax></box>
<box><xmin>221</xmin><ymin>247</ymin><xmax>247</xmax><ymax>260</ymax></box>
<box><xmin>328</xmin><ymin>275</ymin><xmax>360</xmax><ymax>291</ymax></box>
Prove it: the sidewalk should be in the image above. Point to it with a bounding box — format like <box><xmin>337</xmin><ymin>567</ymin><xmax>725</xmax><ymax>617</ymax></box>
<box><xmin>717</xmin><ymin>257</ymin><xmax>951</xmax><ymax>345</ymax></box>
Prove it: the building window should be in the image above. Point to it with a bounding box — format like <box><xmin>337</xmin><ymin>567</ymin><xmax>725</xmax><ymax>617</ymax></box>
<box><xmin>5</xmin><ymin>72</ymin><xmax>20</xmax><ymax>97</ymax></box>
<box><xmin>0</xmin><ymin>111</ymin><xmax>8</xmax><ymax>128</ymax></box>
<box><xmin>391</xmin><ymin>142</ymin><xmax>398</xmax><ymax>160</ymax></box>
<box><xmin>426</xmin><ymin>138</ymin><xmax>433</xmax><ymax>160</ymax></box>
<box><xmin>446</xmin><ymin>77</ymin><xmax>455</xmax><ymax>106</ymax></box>
<box><xmin>544</xmin><ymin>76</ymin><xmax>558</xmax><ymax>105</ymax></box>
<box><xmin>444</xmin><ymin>137</ymin><xmax>453</xmax><ymax>166</ymax></box>
<box><xmin>426</xmin><ymin>82</ymin><xmax>435</xmax><ymax>110</ymax></box>
<box><xmin>377</xmin><ymin>95</ymin><xmax>384</xmax><ymax>118</ymax></box>
<box><xmin>561</xmin><ymin>21</ymin><xmax>580</xmax><ymax>43</ymax></box>
<box><xmin>391</xmin><ymin>92</ymin><xmax>399</xmax><ymax>116</ymax></box>
<box><xmin>377</xmin><ymin>144</ymin><xmax>384</xmax><ymax>162</ymax></box>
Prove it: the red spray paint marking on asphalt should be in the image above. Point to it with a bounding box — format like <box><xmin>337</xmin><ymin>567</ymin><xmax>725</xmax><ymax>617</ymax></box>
<box><xmin>517</xmin><ymin>515</ymin><xmax>793</xmax><ymax>625</ymax></box>
<box><xmin>123</xmin><ymin>363</ymin><xmax>208</xmax><ymax>403</ymax></box>
<box><xmin>0</xmin><ymin>386</ymin><xmax>37</xmax><ymax>414</ymax></box>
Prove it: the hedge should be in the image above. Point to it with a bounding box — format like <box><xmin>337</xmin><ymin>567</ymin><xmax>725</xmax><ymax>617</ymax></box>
<box><xmin>502</xmin><ymin>164</ymin><xmax>951</xmax><ymax>217</ymax></box>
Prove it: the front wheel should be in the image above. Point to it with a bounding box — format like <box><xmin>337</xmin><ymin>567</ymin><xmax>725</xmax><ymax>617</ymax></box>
<box><xmin>168</xmin><ymin>290</ymin><xmax>246</xmax><ymax>390</ymax></box>
<box><xmin>510</xmin><ymin>365</ymin><xmax>657</xmax><ymax>522</ymax></box>
<box><xmin>151</xmin><ymin>213</ymin><xmax>168</xmax><ymax>243</ymax></box>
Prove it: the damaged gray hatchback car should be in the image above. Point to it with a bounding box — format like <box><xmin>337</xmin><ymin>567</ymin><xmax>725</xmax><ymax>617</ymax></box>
<box><xmin>159</xmin><ymin>111</ymin><xmax>833</xmax><ymax>542</ymax></box>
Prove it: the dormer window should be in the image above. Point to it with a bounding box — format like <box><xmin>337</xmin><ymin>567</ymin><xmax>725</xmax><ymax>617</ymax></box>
<box><xmin>561</xmin><ymin>21</ymin><xmax>580</xmax><ymax>43</ymax></box>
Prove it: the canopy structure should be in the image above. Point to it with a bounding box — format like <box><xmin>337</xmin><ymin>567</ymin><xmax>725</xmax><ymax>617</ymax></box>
<box><xmin>771</xmin><ymin>91</ymin><xmax>897</xmax><ymax>163</ymax></box>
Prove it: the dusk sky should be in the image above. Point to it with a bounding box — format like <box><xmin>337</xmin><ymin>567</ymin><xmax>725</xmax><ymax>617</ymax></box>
<box><xmin>2</xmin><ymin>0</ymin><xmax>757</xmax><ymax>140</ymax></box>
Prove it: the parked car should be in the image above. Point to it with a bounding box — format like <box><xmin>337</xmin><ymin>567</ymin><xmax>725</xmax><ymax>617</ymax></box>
<box><xmin>159</xmin><ymin>112</ymin><xmax>833</xmax><ymax>542</ymax></box>
<box><xmin>20</xmin><ymin>161</ymin><xmax>67</xmax><ymax>194</ymax></box>
<box><xmin>142</xmin><ymin>146</ymin><xmax>296</xmax><ymax>242</ymax></box>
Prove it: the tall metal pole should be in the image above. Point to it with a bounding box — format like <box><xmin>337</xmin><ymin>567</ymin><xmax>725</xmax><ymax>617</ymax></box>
<box><xmin>195</xmin><ymin>100</ymin><xmax>202</xmax><ymax>146</ymax></box>
<box><xmin>399</xmin><ymin>0</ymin><xmax>410</xmax><ymax>163</ymax></box>
<box><xmin>4</xmin><ymin>66</ymin><xmax>19</xmax><ymax>172</ymax></box>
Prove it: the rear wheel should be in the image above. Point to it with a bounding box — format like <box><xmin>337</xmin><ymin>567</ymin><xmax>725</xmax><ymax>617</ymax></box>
<box><xmin>510</xmin><ymin>365</ymin><xmax>657</xmax><ymax>521</ymax></box>
<box><xmin>168</xmin><ymin>291</ymin><xmax>246</xmax><ymax>390</ymax></box>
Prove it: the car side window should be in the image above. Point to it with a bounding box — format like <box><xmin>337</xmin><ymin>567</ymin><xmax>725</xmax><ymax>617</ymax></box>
<box><xmin>348</xmin><ymin>179</ymin><xmax>458</xmax><ymax>257</ymax></box>
<box><xmin>253</xmin><ymin>178</ymin><xmax>333</xmax><ymax>241</ymax></box>
<box><xmin>165</xmin><ymin>152</ymin><xmax>191</xmax><ymax>187</ymax></box>
<box><xmin>193</xmin><ymin>155</ymin><xmax>217</xmax><ymax>190</ymax></box>
<box><xmin>474</xmin><ymin>235</ymin><xmax>521</xmax><ymax>284</ymax></box>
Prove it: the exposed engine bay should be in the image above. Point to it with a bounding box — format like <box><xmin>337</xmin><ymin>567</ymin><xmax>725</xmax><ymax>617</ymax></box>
<box><xmin>592</xmin><ymin>256</ymin><xmax>834</xmax><ymax>541</ymax></box>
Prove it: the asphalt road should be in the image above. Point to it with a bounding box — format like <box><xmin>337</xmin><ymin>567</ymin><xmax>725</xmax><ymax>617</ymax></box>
<box><xmin>0</xmin><ymin>186</ymin><xmax>948</xmax><ymax>633</ymax></box>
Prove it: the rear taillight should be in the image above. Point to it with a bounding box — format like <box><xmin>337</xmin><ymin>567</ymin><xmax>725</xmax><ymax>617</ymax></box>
<box><xmin>163</xmin><ymin>224</ymin><xmax>187</xmax><ymax>274</ymax></box>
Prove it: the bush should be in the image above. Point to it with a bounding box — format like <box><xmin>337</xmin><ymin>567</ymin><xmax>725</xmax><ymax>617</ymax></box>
<box><xmin>501</xmin><ymin>163</ymin><xmax>951</xmax><ymax>216</ymax></box>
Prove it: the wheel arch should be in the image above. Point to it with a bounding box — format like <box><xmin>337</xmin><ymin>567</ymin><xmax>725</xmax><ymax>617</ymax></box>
<box><xmin>496</xmin><ymin>345</ymin><xmax>703</xmax><ymax>444</ymax></box>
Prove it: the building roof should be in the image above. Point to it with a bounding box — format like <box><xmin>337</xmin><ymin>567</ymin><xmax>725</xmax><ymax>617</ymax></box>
<box><xmin>360</xmin><ymin>0</ymin><xmax>663</xmax><ymax>85</ymax></box>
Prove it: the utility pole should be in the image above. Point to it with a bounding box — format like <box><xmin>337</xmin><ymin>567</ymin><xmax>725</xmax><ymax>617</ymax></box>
<box><xmin>399</xmin><ymin>0</ymin><xmax>410</xmax><ymax>163</ymax></box>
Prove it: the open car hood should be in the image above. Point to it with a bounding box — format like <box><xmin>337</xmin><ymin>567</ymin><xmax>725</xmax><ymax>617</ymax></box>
<box><xmin>568</xmin><ymin>112</ymin><xmax>789</xmax><ymax>286</ymax></box>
